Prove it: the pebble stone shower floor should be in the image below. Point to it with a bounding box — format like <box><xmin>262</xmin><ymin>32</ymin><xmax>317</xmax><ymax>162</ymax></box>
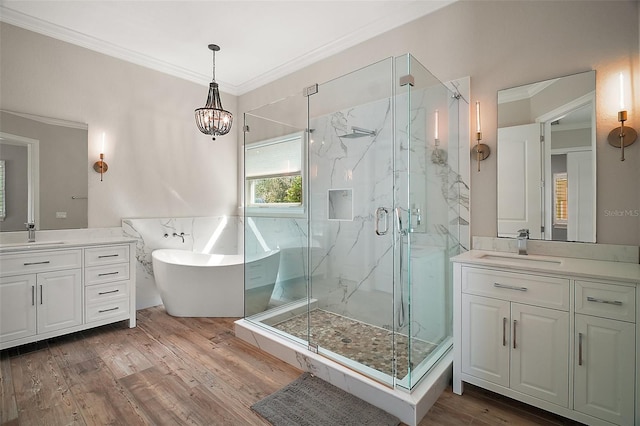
<box><xmin>272</xmin><ymin>309</ymin><xmax>436</xmax><ymax>378</ymax></box>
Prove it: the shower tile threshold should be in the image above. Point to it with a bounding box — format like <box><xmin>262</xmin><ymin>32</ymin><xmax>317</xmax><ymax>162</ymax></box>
<box><xmin>235</xmin><ymin>310</ymin><xmax>452</xmax><ymax>426</ymax></box>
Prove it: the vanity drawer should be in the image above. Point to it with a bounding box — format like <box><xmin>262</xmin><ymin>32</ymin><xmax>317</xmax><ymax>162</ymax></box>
<box><xmin>462</xmin><ymin>266</ymin><xmax>570</xmax><ymax>311</ymax></box>
<box><xmin>85</xmin><ymin>263</ymin><xmax>130</xmax><ymax>286</ymax></box>
<box><xmin>84</xmin><ymin>245</ymin><xmax>130</xmax><ymax>267</ymax></box>
<box><xmin>85</xmin><ymin>281</ymin><xmax>128</xmax><ymax>304</ymax></box>
<box><xmin>575</xmin><ymin>280</ymin><xmax>636</xmax><ymax>323</ymax></box>
<box><xmin>86</xmin><ymin>299</ymin><xmax>130</xmax><ymax>324</ymax></box>
<box><xmin>0</xmin><ymin>249</ymin><xmax>82</xmax><ymax>277</ymax></box>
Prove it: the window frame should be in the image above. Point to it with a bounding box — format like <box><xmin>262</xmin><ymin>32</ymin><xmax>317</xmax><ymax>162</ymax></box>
<box><xmin>244</xmin><ymin>131</ymin><xmax>306</xmax><ymax>218</ymax></box>
<box><xmin>553</xmin><ymin>172</ymin><xmax>568</xmax><ymax>228</ymax></box>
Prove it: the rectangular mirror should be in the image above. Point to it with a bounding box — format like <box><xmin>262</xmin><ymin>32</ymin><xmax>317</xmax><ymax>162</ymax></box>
<box><xmin>0</xmin><ymin>110</ymin><xmax>88</xmax><ymax>231</ymax></box>
<box><xmin>497</xmin><ymin>70</ymin><xmax>596</xmax><ymax>242</ymax></box>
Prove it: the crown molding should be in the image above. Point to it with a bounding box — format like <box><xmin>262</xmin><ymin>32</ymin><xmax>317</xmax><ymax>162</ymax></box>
<box><xmin>1</xmin><ymin>2</ymin><xmax>453</xmax><ymax>97</ymax></box>
<box><xmin>237</xmin><ymin>1</ymin><xmax>455</xmax><ymax>95</ymax></box>
<box><xmin>498</xmin><ymin>79</ymin><xmax>560</xmax><ymax>104</ymax></box>
<box><xmin>1</xmin><ymin>109</ymin><xmax>88</xmax><ymax>129</ymax></box>
<box><xmin>0</xmin><ymin>6</ymin><xmax>240</xmax><ymax>93</ymax></box>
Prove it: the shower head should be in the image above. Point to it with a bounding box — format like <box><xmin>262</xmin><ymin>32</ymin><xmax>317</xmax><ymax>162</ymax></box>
<box><xmin>338</xmin><ymin>126</ymin><xmax>378</xmax><ymax>139</ymax></box>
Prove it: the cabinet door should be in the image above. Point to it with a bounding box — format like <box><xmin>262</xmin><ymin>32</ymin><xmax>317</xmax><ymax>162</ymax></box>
<box><xmin>574</xmin><ymin>314</ymin><xmax>635</xmax><ymax>425</ymax></box>
<box><xmin>510</xmin><ymin>303</ymin><xmax>569</xmax><ymax>407</ymax></box>
<box><xmin>37</xmin><ymin>269</ymin><xmax>82</xmax><ymax>334</ymax></box>
<box><xmin>461</xmin><ymin>294</ymin><xmax>510</xmax><ymax>387</ymax></box>
<box><xmin>0</xmin><ymin>275</ymin><xmax>37</xmax><ymax>343</ymax></box>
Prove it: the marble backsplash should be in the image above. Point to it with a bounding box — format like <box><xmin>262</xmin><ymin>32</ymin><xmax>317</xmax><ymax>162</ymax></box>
<box><xmin>122</xmin><ymin>216</ymin><xmax>242</xmax><ymax>309</ymax></box>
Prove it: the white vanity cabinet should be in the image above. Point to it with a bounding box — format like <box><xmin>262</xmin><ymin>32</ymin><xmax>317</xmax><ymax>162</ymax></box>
<box><xmin>453</xmin><ymin>251</ymin><xmax>640</xmax><ymax>426</ymax></box>
<box><xmin>574</xmin><ymin>280</ymin><xmax>636</xmax><ymax>425</ymax></box>
<box><xmin>460</xmin><ymin>267</ymin><xmax>570</xmax><ymax>407</ymax></box>
<box><xmin>0</xmin><ymin>242</ymin><xmax>136</xmax><ymax>350</ymax></box>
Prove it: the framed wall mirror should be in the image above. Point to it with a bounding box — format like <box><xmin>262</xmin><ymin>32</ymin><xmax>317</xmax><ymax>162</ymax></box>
<box><xmin>497</xmin><ymin>70</ymin><xmax>596</xmax><ymax>243</ymax></box>
<box><xmin>0</xmin><ymin>110</ymin><xmax>88</xmax><ymax>232</ymax></box>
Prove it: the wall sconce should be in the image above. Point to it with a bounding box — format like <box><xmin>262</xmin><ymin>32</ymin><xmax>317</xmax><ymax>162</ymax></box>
<box><xmin>471</xmin><ymin>101</ymin><xmax>490</xmax><ymax>171</ymax></box>
<box><xmin>608</xmin><ymin>73</ymin><xmax>637</xmax><ymax>161</ymax></box>
<box><xmin>93</xmin><ymin>132</ymin><xmax>109</xmax><ymax>181</ymax></box>
<box><xmin>431</xmin><ymin>109</ymin><xmax>447</xmax><ymax>165</ymax></box>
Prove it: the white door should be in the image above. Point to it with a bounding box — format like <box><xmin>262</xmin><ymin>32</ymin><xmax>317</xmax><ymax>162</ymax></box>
<box><xmin>510</xmin><ymin>303</ymin><xmax>569</xmax><ymax>407</ymax></box>
<box><xmin>566</xmin><ymin>150</ymin><xmax>595</xmax><ymax>242</ymax></box>
<box><xmin>0</xmin><ymin>275</ymin><xmax>37</xmax><ymax>343</ymax></box>
<box><xmin>574</xmin><ymin>314</ymin><xmax>635</xmax><ymax>425</ymax></box>
<box><xmin>497</xmin><ymin>124</ymin><xmax>542</xmax><ymax>238</ymax></box>
<box><xmin>37</xmin><ymin>269</ymin><xmax>82</xmax><ymax>334</ymax></box>
<box><xmin>461</xmin><ymin>294</ymin><xmax>510</xmax><ymax>387</ymax></box>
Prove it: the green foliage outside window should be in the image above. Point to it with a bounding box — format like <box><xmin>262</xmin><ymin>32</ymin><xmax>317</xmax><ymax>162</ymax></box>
<box><xmin>253</xmin><ymin>175</ymin><xmax>302</xmax><ymax>203</ymax></box>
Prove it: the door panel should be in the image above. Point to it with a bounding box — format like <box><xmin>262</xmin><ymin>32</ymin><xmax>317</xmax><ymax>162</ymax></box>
<box><xmin>510</xmin><ymin>303</ymin><xmax>569</xmax><ymax>407</ymax></box>
<box><xmin>497</xmin><ymin>124</ymin><xmax>542</xmax><ymax>238</ymax></box>
<box><xmin>0</xmin><ymin>275</ymin><xmax>36</xmax><ymax>343</ymax></box>
<box><xmin>461</xmin><ymin>294</ymin><xmax>510</xmax><ymax>387</ymax></box>
<box><xmin>574</xmin><ymin>314</ymin><xmax>635</xmax><ymax>425</ymax></box>
<box><xmin>37</xmin><ymin>269</ymin><xmax>82</xmax><ymax>334</ymax></box>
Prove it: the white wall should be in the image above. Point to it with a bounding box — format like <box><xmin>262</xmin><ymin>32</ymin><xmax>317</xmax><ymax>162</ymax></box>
<box><xmin>238</xmin><ymin>0</ymin><xmax>640</xmax><ymax>246</ymax></box>
<box><xmin>0</xmin><ymin>23</ymin><xmax>238</xmax><ymax>228</ymax></box>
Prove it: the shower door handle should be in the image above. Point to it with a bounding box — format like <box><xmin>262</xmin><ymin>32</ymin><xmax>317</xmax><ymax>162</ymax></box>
<box><xmin>375</xmin><ymin>207</ymin><xmax>389</xmax><ymax>235</ymax></box>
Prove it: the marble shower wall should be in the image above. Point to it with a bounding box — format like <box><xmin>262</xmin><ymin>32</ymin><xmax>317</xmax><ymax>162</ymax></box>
<box><xmin>122</xmin><ymin>216</ymin><xmax>241</xmax><ymax>309</ymax></box>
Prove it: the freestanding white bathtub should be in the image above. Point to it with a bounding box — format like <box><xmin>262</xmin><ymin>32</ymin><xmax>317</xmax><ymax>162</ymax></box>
<box><xmin>151</xmin><ymin>249</ymin><xmax>280</xmax><ymax>317</ymax></box>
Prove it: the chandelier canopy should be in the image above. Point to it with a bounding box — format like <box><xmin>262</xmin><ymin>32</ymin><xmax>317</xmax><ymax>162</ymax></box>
<box><xmin>195</xmin><ymin>44</ymin><xmax>233</xmax><ymax>140</ymax></box>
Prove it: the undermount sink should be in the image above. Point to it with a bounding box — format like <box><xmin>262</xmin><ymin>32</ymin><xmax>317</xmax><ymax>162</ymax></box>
<box><xmin>0</xmin><ymin>241</ymin><xmax>65</xmax><ymax>250</ymax></box>
<box><xmin>475</xmin><ymin>252</ymin><xmax>562</xmax><ymax>266</ymax></box>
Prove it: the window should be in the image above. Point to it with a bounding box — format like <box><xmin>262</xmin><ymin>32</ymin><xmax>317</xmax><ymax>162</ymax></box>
<box><xmin>245</xmin><ymin>132</ymin><xmax>304</xmax><ymax>215</ymax></box>
<box><xmin>553</xmin><ymin>172</ymin><xmax>567</xmax><ymax>227</ymax></box>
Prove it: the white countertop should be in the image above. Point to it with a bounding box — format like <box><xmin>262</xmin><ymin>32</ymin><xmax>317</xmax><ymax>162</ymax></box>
<box><xmin>452</xmin><ymin>250</ymin><xmax>640</xmax><ymax>284</ymax></box>
<box><xmin>0</xmin><ymin>237</ymin><xmax>137</xmax><ymax>254</ymax></box>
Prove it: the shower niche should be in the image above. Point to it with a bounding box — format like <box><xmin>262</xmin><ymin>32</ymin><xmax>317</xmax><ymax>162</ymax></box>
<box><xmin>239</xmin><ymin>53</ymin><xmax>463</xmax><ymax>424</ymax></box>
<box><xmin>327</xmin><ymin>189</ymin><xmax>353</xmax><ymax>221</ymax></box>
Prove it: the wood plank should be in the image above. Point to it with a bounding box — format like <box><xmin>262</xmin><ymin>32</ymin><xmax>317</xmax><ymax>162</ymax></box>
<box><xmin>0</xmin><ymin>351</ymin><xmax>18</xmax><ymax>424</ymax></box>
<box><xmin>80</xmin><ymin>322</ymin><xmax>153</xmax><ymax>380</ymax></box>
<box><xmin>10</xmin><ymin>347</ymin><xmax>85</xmax><ymax>425</ymax></box>
<box><xmin>60</xmin><ymin>356</ymin><xmax>149</xmax><ymax>426</ymax></box>
<box><xmin>119</xmin><ymin>366</ymin><xmax>268</xmax><ymax>425</ymax></box>
<box><xmin>47</xmin><ymin>328</ymin><xmax>100</xmax><ymax>369</ymax></box>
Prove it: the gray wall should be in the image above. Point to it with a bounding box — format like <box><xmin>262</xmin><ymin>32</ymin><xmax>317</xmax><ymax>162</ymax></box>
<box><xmin>238</xmin><ymin>0</ymin><xmax>640</xmax><ymax>245</ymax></box>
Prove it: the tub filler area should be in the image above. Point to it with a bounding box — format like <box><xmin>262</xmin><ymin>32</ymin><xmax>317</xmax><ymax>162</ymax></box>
<box><xmin>152</xmin><ymin>249</ymin><xmax>280</xmax><ymax>317</ymax></box>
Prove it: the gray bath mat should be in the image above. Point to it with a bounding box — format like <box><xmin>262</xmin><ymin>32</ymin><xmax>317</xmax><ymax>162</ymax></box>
<box><xmin>251</xmin><ymin>372</ymin><xmax>400</xmax><ymax>426</ymax></box>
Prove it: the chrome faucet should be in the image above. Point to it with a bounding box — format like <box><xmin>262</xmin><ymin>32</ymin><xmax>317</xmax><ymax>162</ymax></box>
<box><xmin>25</xmin><ymin>222</ymin><xmax>36</xmax><ymax>242</ymax></box>
<box><xmin>517</xmin><ymin>229</ymin><xmax>529</xmax><ymax>255</ymax></box>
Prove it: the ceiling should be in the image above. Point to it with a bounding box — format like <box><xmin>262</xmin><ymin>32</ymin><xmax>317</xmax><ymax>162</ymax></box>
<box><xmin>0</xmin><ymin>1</ymin><xmax>454</xmax><ymax>96</ymax></box>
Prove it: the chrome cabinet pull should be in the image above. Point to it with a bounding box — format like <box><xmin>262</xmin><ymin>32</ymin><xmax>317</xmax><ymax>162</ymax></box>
<box><xmin>31</xmin><ymin>285</ymin><xmax>35</xmax><ymax>306</ymax></box>
<box><xmin>513</xmin><ymin>319</ymin><xmax>517</xmax><ymax>349</ymax></box>
<box><xmin>98</xmin><ymin>289</ymin><xmax>120</xmax><ymax>295</ymax></box>
<box><xmin>98</xmin><ymin>272</ymin><xmax>119</xmax><ymax>277</ymax></box>
<box><xmin>24</xmin><ymin>260</ymin><xmax>51</xmax><ymax>266</ymax></box>
<box><xmin>98</xmin><ymin>254</ymin><xmax>119</xmax><ymax>258</ymax></box>
<box><xmin>578</xmin><ymin>332</ymin><xmax>583</xmax><ymax>366</ymax></box>
<box><xmin>502</xmin><ymin>317</ymin><xmax>507</xmax><ymax>346</ymax></box>
<box><xmin>98</xmin><ymin>307</ymin><xmax>119</xmax><ymax>313</ymax></box>
<box><xmin>375</xmin><ymin>207</ymin><xmax>389</xmax><ymax>236</ymax></box>
<box><xmin>494</xmin><ymin>283</ymin><xmax>528</xmax><ymax>292</ymax></box>
<box><xmin>40</xmin><ymin>285</ymin><xmax>43</xmax><ymax>305</ymax></box>
<box><xmin>586</xmin><ymin>296</ymin><xmax>622</xmax><ymax>306</ymax></box>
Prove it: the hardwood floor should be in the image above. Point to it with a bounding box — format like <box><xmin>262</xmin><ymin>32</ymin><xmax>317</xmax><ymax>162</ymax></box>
<box><xmin>1</xmin><ymin>306</ymin><xmax>582</xmax><ymax>426</ymax></box>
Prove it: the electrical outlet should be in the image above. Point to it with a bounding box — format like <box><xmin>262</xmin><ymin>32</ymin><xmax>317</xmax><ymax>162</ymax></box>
<box><xmin>56</xmin><ymin>211</ymin><xmax>67</xmax><ymax>219</ymax></box>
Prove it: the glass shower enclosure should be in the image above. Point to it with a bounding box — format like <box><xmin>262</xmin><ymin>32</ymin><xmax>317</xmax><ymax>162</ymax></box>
<box><xmin>243</xmin><ymin>54</ymin><xmax>460</xmax><ymax>390</ymax></box>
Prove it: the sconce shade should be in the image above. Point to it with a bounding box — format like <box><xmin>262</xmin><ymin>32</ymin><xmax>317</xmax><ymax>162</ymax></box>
<box><xmin>195</xmin><ymin>44</ymin><xmax>233</xmax><ymax>140</ymax></box>
<box><xmin>195</xmin><ymin>82</ymin><xmax>233</xmax><ymax>139</ymax></box>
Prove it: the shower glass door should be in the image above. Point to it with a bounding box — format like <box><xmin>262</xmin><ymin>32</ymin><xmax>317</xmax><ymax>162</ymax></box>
<box><xmin>307</xmin><ymin>58</ymin><xmax>397</xmax><ymax>386</ymax></box>
<box><xmin>395</xmin><ymin>54</ymin><xmax>456</xmax><ymax>389</ymax></box>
